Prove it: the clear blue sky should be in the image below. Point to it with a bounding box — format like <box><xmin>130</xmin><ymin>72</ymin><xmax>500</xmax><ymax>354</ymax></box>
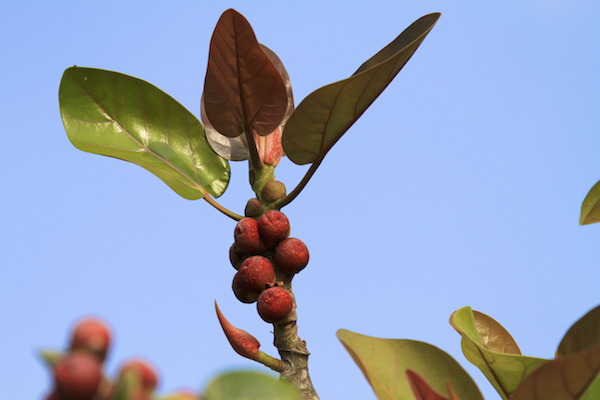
<box><xmin>1</xmin><ymin>1</ymin><xmax>599</xmax><ymax>399</ymax></box>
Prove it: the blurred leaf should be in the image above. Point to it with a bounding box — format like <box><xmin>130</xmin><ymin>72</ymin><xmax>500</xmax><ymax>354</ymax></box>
<box><xmin>581</xmin><ymin>180</ymin><xmax>600</xmax><ymax>224</ymax></box>
<box><xmin>203</xmin><ymin>370</ymin><xmax>299</xmax><ymax>400</ymax></box>
<box><xmin>336</xmin><ymin>329</ymin><xmax>483</xmax><ymax>400</ymax></box>
<box><xmin>59</xmin><ymin>67</ymin><xmax>230</xmax><ymax>200</ymax></box>
<box><xmin>510</xmin><ymin>346</ymin><xmax>600</xmax><ymax>400</ymax></box>
<box><xmin>203</xmin><ymin>9</ymin><xmax>288</xmax><ymax>138</ymax></box>
<box><xmin>406</xmin><ymin>370</ymin><xmax>462</xmax><ymax>400</ymax></box>
<box><xmin>203</xmin><ymin>45</ymin><xmax>294</xmax><ymax>162</ymax></box>
<box><xmin>159</xmin><ymin>390</ymin><xmax>199</xmax><ymax>400</ymax></box>
<box><xmin>557</xmin><ymin>304</ymin><xmax>600</xmax><ymax>357</ymax></box>
<box><xmin>282</xmin><ymin>13</ymin><xmax>440</xmax><ymax>165</ymax></box>
<box><xmin>111</xmin><ymin>369</ymin><xmax>139</xmax><ymax>400</ymax></box>
<box><xmin>450</xmin><ymin>307</ymin><xmax>548</xmax><ymax>400</ymax></box>
<box><xmin>580</xmin><ymin>375</ymin><xmax>600</xmax><ymax>400</ymax></box>
<box><xmin>38</xmin><ymin>350</ymin><xmax>62</xmax><ymax>368</ymax></box>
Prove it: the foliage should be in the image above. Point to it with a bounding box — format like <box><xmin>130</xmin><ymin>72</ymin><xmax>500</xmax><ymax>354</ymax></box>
<box><xmin>51</xmin><ymin>7</ymin><xmax>599</xmax><ymax>400</ymax></box>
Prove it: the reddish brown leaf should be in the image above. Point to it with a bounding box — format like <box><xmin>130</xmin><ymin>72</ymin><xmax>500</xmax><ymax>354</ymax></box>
<box><xmin>203</xmin><ymin>9</ymin><xmax>288</xmax><ymax>138</ymax></box>
<box><xmin>407</xmin><ymin>370</ymin><xmax>462</xmax><ymax>400</ymax></box>
<box><xmin>557</xmin><ymin>304</ymin><xmax>600</xmax><ymax>357</ymax></box>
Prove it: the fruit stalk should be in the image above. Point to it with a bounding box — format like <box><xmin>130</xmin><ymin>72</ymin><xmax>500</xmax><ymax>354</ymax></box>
<box><xmin>272</xmin><ymin>282</ymin><xmax>319</xmax><ymax>400</ymax></box>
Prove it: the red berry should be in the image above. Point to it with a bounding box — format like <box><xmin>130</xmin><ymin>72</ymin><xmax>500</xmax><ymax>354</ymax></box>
<box><xmin>54</xmin><ymin>351</ymin><xmax>103</xmax><ymax>400</ymax></box>
<box><xmin>273</xmin><ymin>238</ymin><xmax>309</xmax><ymax>274</ymax></box>
<box><xmin>257</xmin><ymin>286</ymin><xmax>293</xmax><ymax>323</ymax></box>
<box><xmin>238</xmin><ymin>256</ymin><xmax>276</xmax><ymax>294</ymax></box>
<box><xmin>69</xmin><ymin>316</ymin><xmax>112</xmax><ymax>361</ymax></box>
<box><xmin>229</xmin><ymin>244</ymin><xmax>243</xmax><ymax>270</ymax></box>
<box><xmin>234</xmin><ymin>218</ymin><xmax>265</xmax><ymax>254</ymax></box>
<box><xmin>258</xmin><ymin>210</ymin><xmax>290</xmax><ymax>246</ymax></box>
<box><xmin>118</xmin><ymin>358</ymin><xmax>159</xmax><ymax>397</ymax></box>
<box><xmin>232</xmin><ymin>273</ymin><xmax>259</xmax><ymax>303</ymax></box>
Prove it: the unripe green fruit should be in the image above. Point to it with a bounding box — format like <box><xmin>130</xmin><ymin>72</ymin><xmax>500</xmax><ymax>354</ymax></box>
<box><xmin>257</xmin><ymin>286</ymin><xmax>293</xmax><ymax>323</ymax></box>
<box><xmin>244</xmin><ymin>198</ymin><xmax>263</xmax><ymax>218</ymax></box>
<box><xmin>258</xmin><ymin>210</ymin><xmax>290</xmax><ymax>247</ymax></box>
<box><xmin>54</xmin><ymin>351</ymin><xmax>103</xmax><ymax>400</ymax></box>
<box><xmin>69</xmin><ymin>317</ymin><xmax>112</xmax><ymax>362</ymax></box>
<box><xmin>273</xmin><ymin>238</ymin><xmax>309</xmax><ymax>274</ymax></box>
<box><xmin>238</xmin><ymin>255</ymin><xmax>276</xmax><ymax>294</ymax></box>
<box><xmin>261</xmin><ymin>180</ymin><xmax>286</xmax><ymax>203</ymax></box>
<box><xmin>234</xmin><ymin>218</ymin><xmax>266</xmax><ymax>254</ymax></box>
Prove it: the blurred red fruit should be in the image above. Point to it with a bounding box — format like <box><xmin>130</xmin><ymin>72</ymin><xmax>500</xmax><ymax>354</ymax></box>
<box><xmin>257</xmin><ymin>286</ymin><xmax>293</xmax><ymax>323</ymax></box>
<box><xmin>69</xmin><ymin>316</ymin><xmax>112</xmax><ymax>361</ymax></box>
<box><xmin>118</xmin><ymin>357</ymin><xmax>159</xmax><ymax>397</ymax></box>
<box><xmin>53</xmin><ymin>351</ymin><xmax>103</xmax><ymax>400</ymax></box>
<box><xmin>258</xmin><ymin>210</ymin><xmax>290</xmax><ymax>246</ymax></box>
<box><xmin>273</xmin><ymin>238</ymin><xmax>309</xmax><ymax>274</ymax></box>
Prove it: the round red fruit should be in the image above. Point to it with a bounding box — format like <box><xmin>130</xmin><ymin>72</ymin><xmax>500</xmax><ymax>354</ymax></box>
<box><xmin>54</xmin><ymin>351</ymin><xmax>103</xmax><ymax>400</ymax></box>
<box><xmin>234</xmin><ymin>218</ymin><xmax>265</xmax><ymax>254</ymax></box>
<box><xmin>257</xmin><ymin>286</ymin><xmax>293</xmax><ymax>323</ymax></box>
<box><xmin>258</xmin><ymin>210</ymin><xmax>290</xmax><ymax>246</ymax></box>
<box><xmin>69</xmin><ymin>316</ymin><xmax>112</xmax><ymax>361</ymax></box>
<box><xmin>238</xmin><ymin>255</ymin><xmax>276</xmax><ymax>293</ymax></box>
<box><xmin>232</xmin><ymin>273</ymin><xmax>259</xmax><ymax>303</ymax></box>
<box><xmin>273</xmin><ymin>238</ymin><xmax>309</xmax><ymax>274</ymax></box>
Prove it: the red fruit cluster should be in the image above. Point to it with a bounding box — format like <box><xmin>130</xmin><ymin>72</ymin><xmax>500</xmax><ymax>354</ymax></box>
<box><xmin>43</xmin><ymin>317</ymin><xmax>163</xmax><ymax>400</ymax></box>
<box><xmin>230</xmin><ymin>209</ymin><xmax>309</xmax><ymax>323</ymax></box>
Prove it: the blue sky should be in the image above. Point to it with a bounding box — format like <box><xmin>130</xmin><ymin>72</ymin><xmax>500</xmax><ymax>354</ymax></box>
<box><xmin>1</xmin><ymin>1</ymin><xmax>599</xmax><ymax>399</ymax></box>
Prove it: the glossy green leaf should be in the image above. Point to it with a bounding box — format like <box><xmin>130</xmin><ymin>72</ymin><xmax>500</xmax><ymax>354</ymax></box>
<box><xmin>581</xmin><ymin>180</ymin><xmax>600</xmax><ymax>224</ymax></box>
<box><xmin>59</xmin><ymin>67</ymin><xmax>230</xmax><ymax>200</ymax></box>
<box><xmin>203</xmin><ymin>9</ymin><xmax>288</xmax><ymax>138</ymax></box>
<box><xmin>510</xmin><ymin>346</ymin><xmax>600</xmax><ymax>400</ymax></box>
<box><xmin>450</xmin><ymin>307</ymin><xmax>548</xmax><ymax>400</ymax></box>
<box><xmin>282</xmin><ymin>13</ymin><xmax>440</xmax><ymax>165</ymax></box>
<box><xmin>203</xmin><ymin>370</ymin><xmax>299</xmax><ymax>400</ymax></box>
<box><xmin>558</xmin><ymin>304</ymin><xmax>600</xmax><ymax>357</ymax></box>
<box><xmin>336</xmin><ymin>329</ymin><xmax>483</xmax><ymax>400</ymax></box>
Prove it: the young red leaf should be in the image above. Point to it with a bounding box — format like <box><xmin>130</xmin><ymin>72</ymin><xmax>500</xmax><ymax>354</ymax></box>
<box><xmin>203</xmin><ymin>9</ymin><xmax>288</xmax><ymax>138</ymax></box>
<box><xmin>282</xmin><ymin>13</ymin><xmax>440</xmax><ymax>166</ymax></box>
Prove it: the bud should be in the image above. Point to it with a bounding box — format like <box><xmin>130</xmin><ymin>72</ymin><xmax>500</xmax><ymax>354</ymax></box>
<box><xmin>215</xmin><ymin>301</ymin><xmax>261</xmax><ymax>360</ymax></box>
<box><xmin>254</xmin><ymin>128</ymin><xmax>282</xmax><ymax>167</ymax></box>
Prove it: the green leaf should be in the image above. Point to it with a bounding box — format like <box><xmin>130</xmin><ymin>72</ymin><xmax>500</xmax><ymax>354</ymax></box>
<box><xmin>282</xmin><ymin>13</ymin><xmax>440</xmax><ymax>165</ymax></box>
<box><xmin>450</xmin><ymin>307</ymin><xmax>548</xmax><ymax>400</ymax></box>
<box><xmin>59</xmin><ymin>67</ymin><xmax>230</xmax><ymax>200</ymax></box>
<box><xmin>581</xmin><ymin>180</ymin><xmax>600</xmax><ymax>225</ymax></box>
<box><xmin>203</xmin><ymin>9</ymin><xmax>288</xmax><ymax>138</ymax></box>
<box><xmin>203</xmin><ymin>370</ymin><xmax>300</xmax><ymax>400</ymax></box>
<box><xmin>336</xmin><ymin>329</ymin><xmax>483</xmax><ymax>400</ymax></box>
